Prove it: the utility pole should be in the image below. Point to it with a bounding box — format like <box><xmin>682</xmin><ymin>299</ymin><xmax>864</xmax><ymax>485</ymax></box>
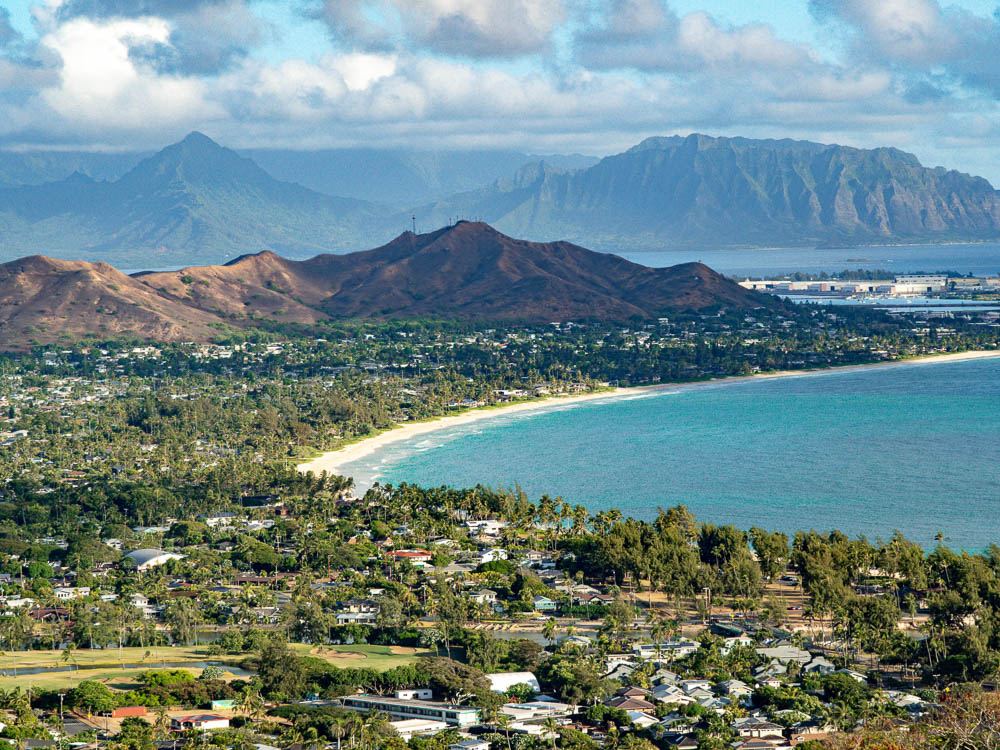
<box><xmin>411</xmin><ymin>215</ymin><xmax>416</xmax><ymax>233</ymax></box>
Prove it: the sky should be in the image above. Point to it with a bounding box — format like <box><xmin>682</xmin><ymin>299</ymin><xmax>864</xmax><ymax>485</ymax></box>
<box><xmin>3</xmin><ymin>0</ymin><xmax>1000</xmax><ymax>182</ymax></box>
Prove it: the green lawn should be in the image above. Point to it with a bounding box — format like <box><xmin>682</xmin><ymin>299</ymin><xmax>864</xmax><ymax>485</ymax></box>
<box><xmin>300</xmin><ymin>644</ymin><xmax>430</xmax><ymax>669</ymax></box>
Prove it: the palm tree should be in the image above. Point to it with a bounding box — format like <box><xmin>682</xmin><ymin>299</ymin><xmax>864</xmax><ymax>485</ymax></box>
<box><xmin>542</xmin><ymin>717</ymin><xmax>560</xmax><ymax>750</ymax></box>
<box><xmin>543</xmin><ymin>618</ymin><xmax>557</xmax><ymax>645</ymax></box>
<box><xmin>497</xmin><ymin>712</ymin><xmax>514</xmax><ymax>750</ymax></box>
<box><xmin>238</xmin><ymin>685</ymin><xmax>265</xmax><ymax>722</ymax></box>
<box><xmin>60</xmin><ymin>644</ymin><xmax>77</xmax><ymax>674</ymax></box>
<box><xmin>152</xmin><ymin>706</ymin><xmax>170</xmax><ymax>739</ymax></box>
<box><xmin>328</xmin><ymin>718</ymin><xmax>348</xmax><ymax>750</ymax></box>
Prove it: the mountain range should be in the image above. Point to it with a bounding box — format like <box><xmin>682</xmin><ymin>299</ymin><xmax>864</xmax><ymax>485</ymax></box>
<box><xmin>0</xmin><ymin>222</ymin><xmax>774</xmax><ymax>350</ymax></box>
<box><xmin>415</xmin><ymin>135</ymin><xmax>1000</xmax><ymax>251</ymax></box>
<box><xmin>1</xmin><ymin>132</ymin><xmax>1000</xmax><ymax>267</ymax></box>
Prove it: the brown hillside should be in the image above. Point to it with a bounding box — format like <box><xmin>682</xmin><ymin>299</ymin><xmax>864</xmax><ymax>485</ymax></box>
<box><xmin>136</xmin><ymin>251</ymin><xmax>331</xmax><ymax>324</ymax></box>
<box><xmin>0</xmin><ymin>224</ymin><xmax>776</xmax><ymax>350</ymax></box>
<box><xmin>0</xmin><ymin>255</ymin><xmax>227</xmax><ymax>350</ymax></box>
<box><xmin>137</xmin><ymin>222</ymin><xmax>775</xmax><ymax>322</ymax></box>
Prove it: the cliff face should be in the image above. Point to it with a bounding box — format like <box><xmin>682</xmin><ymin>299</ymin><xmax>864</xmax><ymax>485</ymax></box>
<box><xmin>412</xmin><ymin>134</ymin><xmax>1000</xmax><ymax>249</ymax></box>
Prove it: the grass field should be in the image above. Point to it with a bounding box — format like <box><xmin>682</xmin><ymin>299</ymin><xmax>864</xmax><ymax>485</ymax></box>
<box><xmin>0</xmin><ymin>643</ymin><xmax>430</xmax><ymax>691</ymax></box>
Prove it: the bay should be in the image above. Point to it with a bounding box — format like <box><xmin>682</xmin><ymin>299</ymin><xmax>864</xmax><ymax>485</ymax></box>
<box><xmin>619</xmin><ymin>241</ymin><xmax>1000</xmax><ymax>277</ymax></box>
<box><xmin>342</xmin><ymin>358</ymin><xmax>1000</xmax><ymax>551</ymax></box>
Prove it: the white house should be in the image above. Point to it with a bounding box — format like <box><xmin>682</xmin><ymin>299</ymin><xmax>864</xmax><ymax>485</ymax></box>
<box><xmin>469</xmin><ymin>589</ymin><xmax>498</xmax><ymax>605</ymax></box>
<box><xmin>54</xmin><ymin>587</ymin><xmax>90</xmax><ymax>601</ymax></box>
<box><xmin>477</xmin><ymin>548</ymin><xmax>508</xmax><ymax>564</ymax></box>
<box><xmin>171</xmin><ymin>714</ymin><xmax>229</xmax><ymax>731</ymax></box>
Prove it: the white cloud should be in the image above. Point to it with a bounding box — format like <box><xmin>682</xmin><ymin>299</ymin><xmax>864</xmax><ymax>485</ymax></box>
<box><xmin>329</xmin><ymin>53</ymin><xmax>397</xmax><ymax>91</ymax></box>
<box><xmin>38</xmin><ymin>16</ymin><xmax>220</xmax><ymax>129</ymax></box>
<box><xmin>576</xmin><ymin>3</ymin><xmax>816</xmax><ymax>73</ymax></box>
<box><xmin>317</xmin><ymin>0</ymin><xmax>567</xmax><ymax>57</ymax></box>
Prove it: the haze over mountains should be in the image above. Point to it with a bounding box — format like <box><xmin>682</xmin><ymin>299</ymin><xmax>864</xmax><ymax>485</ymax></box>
<box><xmin>0</xmin><ymin>223</ymin><xmax>774</xmax><ymax>350</ymax></box>
<box><xmin>1</xmin><ymin>132</ymin><xmax>999</xmax><ymax>267</ymax></box>
<box><xmin>418</xmin><ymin>135</ymin><xmax>1000</xmax><ymax>251</ymax></box>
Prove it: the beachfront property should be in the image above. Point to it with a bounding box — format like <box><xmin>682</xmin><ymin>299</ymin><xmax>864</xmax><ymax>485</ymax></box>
<box><xmin>340</xmin><ymin>695</ymin><xmax>479</xmax><ymax>726</ymax></box>
<box><xmin>533</xmin><ymin>595</ymin><xmax>557</xmax><ymax>611</ymax></box>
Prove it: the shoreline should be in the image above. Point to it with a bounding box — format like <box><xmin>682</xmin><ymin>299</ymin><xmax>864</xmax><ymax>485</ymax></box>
<box><xmin>296</xmin><ymin>349</ymin><xmax>1000</xmax><ymax>480</ymax></box>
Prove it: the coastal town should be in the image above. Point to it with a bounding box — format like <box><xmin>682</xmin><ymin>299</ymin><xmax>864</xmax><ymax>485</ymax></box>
<box><xmin>0</xmin><ymin>302</ymin><xmax>996</xmax><ymax>750</ymax></box>
<box><xmin>0</xmin><ymin>481</ymin><xmax>995</xmax><ymax>750</ymax></box>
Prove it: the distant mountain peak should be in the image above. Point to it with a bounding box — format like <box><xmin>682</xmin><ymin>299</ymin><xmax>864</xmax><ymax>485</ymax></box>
<box><xmin>180</xmin><ymin>131</ymin><xmax>218</xmax><ymax>146</ymax></box>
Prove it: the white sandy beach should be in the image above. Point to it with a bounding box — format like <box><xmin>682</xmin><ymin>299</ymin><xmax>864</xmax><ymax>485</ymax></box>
<box><xmin>296</xmin><ymin>348</ymin><xmax>1000</xmax><ymax>479</ymax></box>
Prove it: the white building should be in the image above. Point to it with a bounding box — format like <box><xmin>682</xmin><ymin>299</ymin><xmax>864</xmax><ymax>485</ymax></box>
<box><xmin>486</xmin><ymin>672</ymin><xmax>540</xmax><ymax>694</ymax></box>
<box><xmin>123</xmin><ymin>548</ymin><xmax>185</xmax><ymax>571</ymax></box>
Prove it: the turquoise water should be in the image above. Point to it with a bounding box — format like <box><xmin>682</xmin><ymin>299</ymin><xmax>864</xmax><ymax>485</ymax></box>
<box><xmin>341</xmin><ymin>358</ymin><xmax>1000</xmax><ymax>551</ymax></box>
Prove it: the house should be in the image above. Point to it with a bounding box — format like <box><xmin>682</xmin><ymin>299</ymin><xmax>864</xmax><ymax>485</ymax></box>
<box><xmin>679</xmin><ymin>680</ymin><xmax>712</xmax><ymax>694</ymax></box>
<box><xmin>559</xmin><ymin>634</ymin><xmax>593</xmax><ymax>647</ymax></box>
<box><xmin>615</xmin><ymin>687</ymin><xmax>650</xmax><ymax>698</ymax></box>
<box><xmin>606</xmin><ymin>695</ymin><xmax>656</xmax><ymax>713</ymax></box>
<box><xmin>575</xmin><ymin>592</ymin><xmax>615</xmax><ymax>606</ymax></box>
<box><xmin>465</xmin><ymin>520</ymin><xmax>507</xmax><ymax>536</ymax></box>
<box><xmin>803</xmin><ymin>656</ymin><xmax>836</xmax><ymax>675</ymax></box>
<box><xmin>477</xmin><ymin>548</ymin><xmax>508</xmax><ymax>564</ymax></box>
<box><xmin>732</xmin><ymin>740</ymin><xmax>790</xmax><ymax>750</ymax></box>
<box><xmin>605</xmin><ymin>654</ymin><xmax>637</xmax><ymax>670</ymax></box>
<box><xmin>533</xmin><ymin>595</ymin><xmax>557</xmax><ymax>612</ymax></box>
<box><xmin>662</xmin><ymin>732</ymin><xmax>699</xmax><ymax>750</ymax></box>
<box><xmin>757</xmin><ymin>676</ymin><xmax>784</xmax><ymax>689</ymax></box>
<box><xmin>753</xmin><ymin>662</ymin><xmax>788</xmax><ymax>680</ymax></box>
<box><xmin>389</xmin><ymin>549</ymin><xmax>432</xmax><ymax>564</ymax></box>
<box><xmin>54</xmin><ymin>586</ymin><xmax>90</xmax><ymax>601</ymax></box>
<box><xmin>626</xmin><ymin>711</ymin><xmax>659</xmax><ymax>729</ymax></box>
<box><xmin>634</xmin><ymin>641</ymin><xmax>699</xmax><ymax>659</ymax></box>
<box><xmin>171</xmin><ymin>715</ymin><xmax>229</xmax><ymax>731</ymax></box>
<box><xmin>605</xmin><ymin>663</ymin><xmax>638</xmax><ymax>681</ymax></box>
<box><xmin>651</xmin><ymin>684</ymin><xmax>694</xmax><ymax>706</ymax></box>
<box><xmin>721</xmin><ymin>635</ymin><xmax>755</xmax><ymax>655</ymax></box>
<box><xmin>469</xmin><ymin>589</ymin><xmax>498</xmax><ymax>605</ymax></box>
<box><xmin>335</xmin><ymin>599</ymin><xmax>379</xmax><ymax>625</ymax></box>
<box><xmin>699</xmin><ymin>696</ymin><xmax>731</xmax><ymax>713</ymax></box>
<box><xmin>652</xmin><ymin>668</ymin><xmax>680</xmax><ymax>684</ymax></box>
<box><xmin>716</xmin><ymin>680</ymin><xmax>753</xmax><ymax>698</ymax></box>
<box><xmin>198</xmin><ymin>512</ymin><xmax>239</xmax><ymax>528</ymax></box>
<box><xmin>732</xmin><ymin>718</ymin><xmax>785</xmax><ymax>738</ymax></box>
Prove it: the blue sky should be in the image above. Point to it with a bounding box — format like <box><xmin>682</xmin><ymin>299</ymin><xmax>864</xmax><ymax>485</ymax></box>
<box><xmin>3</xmin><ymin>0</ymin><xmax>1000</xmax><ymax>183</ymax></box>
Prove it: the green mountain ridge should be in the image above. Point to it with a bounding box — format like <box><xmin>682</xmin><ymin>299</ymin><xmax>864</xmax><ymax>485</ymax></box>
<box><xmin>2</xmin><ymin>132</ymin><xmax>1000</xmax><ymax>267</ymax></box>
<box><xmin>409</xmin><ymin>134</ymin><xmax>1000</xmax><ymax>251</ymax></box>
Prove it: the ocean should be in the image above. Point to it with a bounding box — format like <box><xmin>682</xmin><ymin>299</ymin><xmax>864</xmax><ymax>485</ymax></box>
<box><xmin>618</xmin><ymin>241</ymin><xmax>1000</xmax><ymax>277</ymax></box>
<box><xmin>340</xmin><ymin>357</ymin><xmax>1000</xmax><ymax>551</ymax></box>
